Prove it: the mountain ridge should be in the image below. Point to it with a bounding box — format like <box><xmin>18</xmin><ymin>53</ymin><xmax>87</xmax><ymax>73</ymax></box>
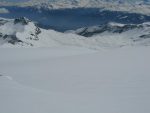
<box><xmin>1</xmin><ymin>17</ymin><xmax>150</xmax><ymax>48</ymax></box>
<box><xmin>0</xmin><ymin>0</ymin><xmax>150</xmax><ymax>15</ymax></box>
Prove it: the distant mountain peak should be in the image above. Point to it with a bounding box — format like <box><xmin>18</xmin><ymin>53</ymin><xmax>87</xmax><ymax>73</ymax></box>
<box><xmin>1</xmin><ymin>0</ymin><xmax>150</xmax><ymax>15</ymax></box>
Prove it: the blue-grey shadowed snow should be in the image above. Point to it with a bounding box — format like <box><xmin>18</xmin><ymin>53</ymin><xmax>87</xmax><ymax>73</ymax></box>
<box><xmin>0</xmin><ymin>7</ymin><xmax>150</xmax><ymax>32</ymax></box>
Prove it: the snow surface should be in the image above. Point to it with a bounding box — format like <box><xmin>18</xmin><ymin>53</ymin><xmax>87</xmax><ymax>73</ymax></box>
<box><xmin>67</xmin><ymin>22</ymin><xmax>150</xmax><ymax>48</ymax></box>
<box><xmin>0</xmin><ymin>46</ymin><xmax>150</xmax><ymax>113</ymax></box>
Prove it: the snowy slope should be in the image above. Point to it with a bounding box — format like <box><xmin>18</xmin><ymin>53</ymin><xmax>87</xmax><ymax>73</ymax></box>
<box><xmin>0</xmin><ymin>46</ymin><xmax>150</xmax><ymax>113</ymax></box>
<box><xmin>68</xmin><ymin>22</ymin><xmax>150</xmax><ymax>47</ymax></box>
<box><xmin>0</xmin><ymin>17</ymin><xmax>82</xmax><ymax>48</ymax></box>
<box><xmin>68</xmin><ymin>22</ymin><xmax>150</xmax><ymax>37</ymax></box>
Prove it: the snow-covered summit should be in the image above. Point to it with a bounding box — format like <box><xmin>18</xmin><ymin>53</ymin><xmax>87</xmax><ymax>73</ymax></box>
<box><xmin>0</xmin><ymin>17</ymin><xmax>42</xmax><ymax>47</ymax></box>
<box><xmin>0</xmin><ymin>17</ymin><xmax>86</xmax><ymax>48</ymax></box>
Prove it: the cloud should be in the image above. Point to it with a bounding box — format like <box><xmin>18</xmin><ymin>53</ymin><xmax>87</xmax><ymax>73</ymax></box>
<box><xmin>0</xmin><ymin>8</ymin><xmax>9</xmax><ymax>14</ymax></box>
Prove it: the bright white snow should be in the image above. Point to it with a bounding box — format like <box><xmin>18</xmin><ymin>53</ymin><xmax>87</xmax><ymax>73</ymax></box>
<box><xmin>0</xmin><ymin>46</ymin><xmax>150</xmax><ymax>113</ymax></box>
